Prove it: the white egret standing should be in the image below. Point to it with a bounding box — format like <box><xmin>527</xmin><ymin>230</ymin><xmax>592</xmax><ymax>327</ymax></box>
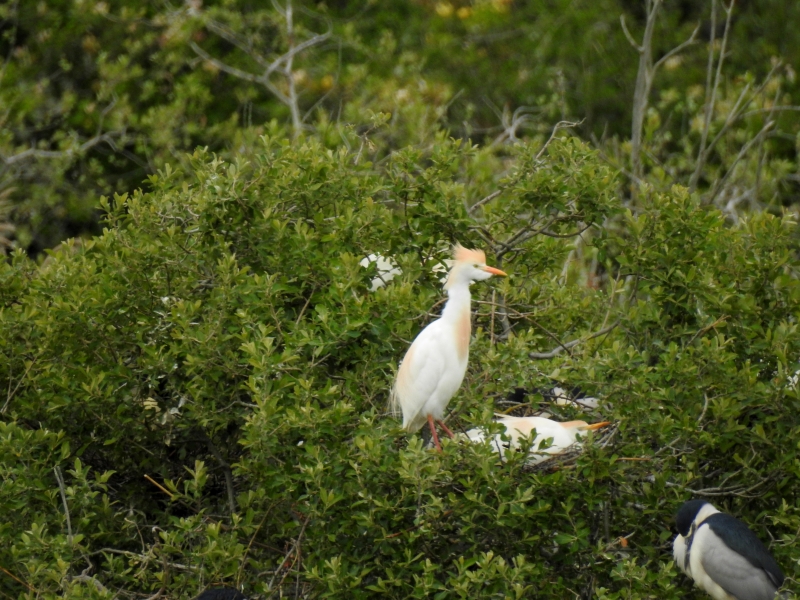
<box><xmin>464</xmin><ymin>416</ymin><xmax>610</xmax><ymax>463</ymax></box>
<box><xmin>391</xmin><ymin>244</ymin><xmax>507</xmax><ymax>451</ymax></box>
<box><xmin>673</xmin><ymin>499</ymin><xmax>785</xmax><ymax>600</ymax></box>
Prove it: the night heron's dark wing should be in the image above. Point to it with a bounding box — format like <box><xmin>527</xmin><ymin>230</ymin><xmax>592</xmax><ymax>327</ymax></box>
<box><xmin>699</xmin><ymin>514</ymin><xmax>783</xmax><ymax>600</ymax></box>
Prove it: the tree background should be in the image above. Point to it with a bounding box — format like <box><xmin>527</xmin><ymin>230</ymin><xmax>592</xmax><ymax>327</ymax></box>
<box><xmin>1</xmin><ymin>0</ymin><xmax>800</xmax><ymax>598</ymax></box>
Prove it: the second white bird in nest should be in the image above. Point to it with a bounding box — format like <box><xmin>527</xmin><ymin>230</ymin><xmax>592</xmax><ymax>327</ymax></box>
<box><xmin>463</xmin><ymin>416</ymin><xmax>610</xmax><ymax>464</ymax></box>
<box><xmin>391</xmin><ymin>244</ymin><xmax>507</xmax><ymax>452</ymax></box>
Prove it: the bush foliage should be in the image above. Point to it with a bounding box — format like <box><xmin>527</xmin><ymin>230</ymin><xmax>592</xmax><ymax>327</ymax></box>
<box><xmin>2</xmin><ymin>132</ymin><xmax>800</xmax><ymax>598</ymax></box>
<box><xmin>1</xmin><ymin>0</ymin><xmax>799</xmax><ymax>252</ymax></box>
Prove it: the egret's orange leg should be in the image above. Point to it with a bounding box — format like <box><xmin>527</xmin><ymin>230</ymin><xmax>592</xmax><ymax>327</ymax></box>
<box><xmin>437</xmin><ymin>420</ymin><xmax>455</xmax><ymax>439</ymax></box>
<box><xmin>427</xmin><ymin>414</ymin><xmax>443</xmax><ymax>452</ymax></box>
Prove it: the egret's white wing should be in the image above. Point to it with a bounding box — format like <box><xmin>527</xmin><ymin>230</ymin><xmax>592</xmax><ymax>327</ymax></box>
<box><xmin>392</xmin><ymin>321</ymin><xmax>449</xmax><ymax>432</ymax></box>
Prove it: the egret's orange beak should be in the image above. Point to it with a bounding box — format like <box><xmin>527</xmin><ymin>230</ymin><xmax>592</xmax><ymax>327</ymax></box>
<box><xmin>581</xmin><ymin>421</ymin><xmax>611</xmax><ymax>431</ymax></box>
<box><xmin>482</xmin><ymin>266</ymin><xmax>508</xmax><ymax>277</ymax></box>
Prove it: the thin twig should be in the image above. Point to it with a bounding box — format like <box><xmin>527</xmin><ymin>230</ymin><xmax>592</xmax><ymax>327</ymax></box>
<box><xmin>626</xmin><ymin>0</ymin><xmax>661</xmax><ymax>184</ymax></box>
<box><xmin>295</xmin><ymin>290</ymin><xmax>315</xmax><ymax>325</ymax></box>
<box><xmin>653</xmin><ymin>24</ymin><xmax>700</xmax><ymax>72</ymax></box>
<box><xmin>54</xmin><ymin>466</ymin><xmax>73</xmax><ymax>545</ymax></box>
<box><xmin>529</xmin><ymin>321</ymin><xmax>620</xmax><ymax>359</ymax></box>
<box><xmin>709</xmin><ymin>120</ymin><xmax>774</xmax><ymax>202</ymax></box>
<box><xmin>535</xmin><ymin>119</ymin><xmax>584</xmax><ymax>161</ymax></box>
<box><xmin>267</xmin><ymin>513</ymin><xmax>311</xmax><ymax>592</ymax></box>
<box><xmin>1</xmin><ymin>355</ymin><xmax>37</xmax><ymax>414</ymax></box>
<box><xmin>204</xmin><ymin>434</ymin><xmax>238</xmax><ymax>515</ymax></box>
<box><xmin>696</xmin><ymin>0</ymin><xmax>718</xmax><ymax>189</ymax></box>
<box><xmin>190</xmin><ymin>2</ymin><xmax>330</xmax><ymax>139</ymax></box>
<box><xmin>685</xmin><ymin>315</ymin><xmax>729</xmax><ymax>347</ymax></box>
<box><xmin>71</xmin><ymin>574</ymin><xmax>108</xmax><ymax>593</ymax></box>
<box><xmin>0</xmin><ymin>565</ymin><xmax>34</xmax><ymax>591</ymax></box>
<box><xmin>699</xmin><ymin>61</ymin><xmax>781</xmax><ymax>179</ymax></box>
<box><xmin>691</xmin><ymin>0</ymin><xmax>736</xmax><ymax>190</ymax></box>
<box><xmin>1</xmin><ymin>132</ymin><xmax>121</xmax><ymax>166</ymax></box>
<box><xmin>489</xmin><ymin>289</ymin><xmax>497</xmax><ymax>345</ymax></box>
<box><xmin>144</xmin><ymin>474</ymin><xmax>176</xmax><ymax>499</ymax></box>
<box><xmin>624</xmin><ymin>0</ymin><xmax>698</xmax><ymax>189</ymax></box>
<box><xmin>697</xmin><ymin>393</ymin><xmax>710</xmax><ymax>426</ymax></box>
<box><xmin>468</xmin><ymin>190</ymin><xmax>502</xmax><ymax>215</ymax></box>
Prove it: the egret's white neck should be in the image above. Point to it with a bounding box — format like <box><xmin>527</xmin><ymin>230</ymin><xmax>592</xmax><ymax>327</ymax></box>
<box><xmin>441</xmin><ymin>278</ymin><xmax>471</xmax><ymax>321</ymax></box>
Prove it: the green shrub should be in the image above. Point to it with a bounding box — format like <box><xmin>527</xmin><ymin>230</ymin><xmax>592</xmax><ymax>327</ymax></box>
<box><xmin>1</xmin><ymin>135</ymin><xmax>798</xmax><ymax>598</ymax></box>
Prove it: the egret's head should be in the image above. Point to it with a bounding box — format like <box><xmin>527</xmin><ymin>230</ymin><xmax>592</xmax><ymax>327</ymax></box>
<box><xmin>445</xmin><ymin>244</ymin><xmax>507</xmax><ymax>288</ymax></box>
<box><xmin>675</xmin><ymin>499</ymin><xmax>718</xmax><ymax>536</ymax></box>
<box><xmin>555</xmin><ymin>420</ymin><xmax>610</xmax><ymax>442</ymax></box>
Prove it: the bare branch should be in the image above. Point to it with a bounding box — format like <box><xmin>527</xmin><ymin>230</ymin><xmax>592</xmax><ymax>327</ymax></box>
<box><xmin>629</xmin><ymin>0</ymin><xmax>662</xmax><ymax>184</ymax></box>
<box><xmin>204</xmin><ymin>435</ymin><xmax>238</xmax><ymax>516</ymax></box>
<box><xmin>652</xmin><ymin>24</ymin><xmax>699</xmax><ymax>72</ymax></box>
<box><xmin>619</xmin><ymin>15</ymin><xmax>643</xmax><ymax>52</ymax></box>
<box><xmin>535</xmin><ymin>119</ymin><xmax>584</xmax><ymax>161</ymax></box>
<box><xmin>740</xmin><ymin>105</ymin><xmax>800</xmax><ymax>118</ymax></box>
<box><xmin>700</xmin><ymin>61</ymin><xmax>781</xmax><ymax>167</ymax></box>
<box><xmin>1</xmin><ymin>132</ymin><xmax>121</xmax><ymax>166</ymax></box>
<box><xmin>265</xmin><ymin>30</ymin><xmax>331</xmax><ymax>79</ymax></box>
<box><xmin>699</xmin><ymin>0</ymin><xmax>718</xmax><ymax>167</ymax></box>
<box><xmin>192</xmin><ymin>1</ymin><xmax>331</xmax><ymax>140</ymax></box>
<box><xmin>267</xmin><ymin>512</ymin><xmax>311</xmax><ymax>592</ymax></box>
<box><xmin>690</xmin><ymin>0</ymin><xmax>735</xmax><ymax>190</ymax></box>
<box><xmin>537</xmin><ymin>222</ymin><xmax>592</xmax><ymax>239</ymax></box>
<box><xmin>697</xmin><ymin>393</ymin><xmax>710</xmax><ymax>426</ymax></box>
<box><xmin>71</xmin><ymin>574</ymin><xmax>108</xmax><ymax>593</ymax></box>
<box><xmin>1</xmin><ymin>355</ymin><xmax>37</xmax><ymax>414</ymax></box>
<box><xmin>205</xmin><ymin>19</ymin><xmax>270</xmax><ymax>68</ymax></box>
<box><xmin>189</xmin><ymin>41</ymin><xmax>262</xmax><ymax>84</ymax></box>
<box><xmin>495</xmin><ymin>217</ymin><xmax>558</xmax><ymax>260</ymax></box>
<box><xmin>468</xmin><ymin>190</ymin><xmax>502</xmax><ymax>215</ymax></box>
<box><xmin>489</xmin><ymin>105</ymin><xmax>540</xmax><ymax>147</ymax></box>
<box><xmin>529</xmin><ymin>321</ymin><xmax>619</xmax><ymax>359</ymax></box>
<box><xmin>54</xmin><ymin>466</ymin><xmax>73</xmax><ymax>544</ymax></box>
<box><xmin>708</xmin><ymin>119</ymin><xmax>774</xmax><ymax>202</ymax></box>
<box><xmin>625</xmin><ymin>0</ymin><xmax>698</xmax><ymax>192</ymax></box>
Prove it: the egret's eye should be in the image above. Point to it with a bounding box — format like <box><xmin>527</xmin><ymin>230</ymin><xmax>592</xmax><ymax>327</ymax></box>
<box><xmin>473</xmin><ymin>263</ymin><xmax>480</xmax><ymax>268</ymax></box>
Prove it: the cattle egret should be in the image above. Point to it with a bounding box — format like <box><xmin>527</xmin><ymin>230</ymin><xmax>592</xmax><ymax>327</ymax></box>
<box><xmin>464</xmin><ymin>416</ymin><xmax>610</xmax><ymax>463</ymax></box>
<box><xmin>548</xmin><ymin>386</ymin><xmax>600</xmax><ymax>411</ymax></box>
<box><xmin>391</xmin><ymin>244</ymin><xmax>507</xmax><ymax>451</ymax></box>
<box><xmin>673</xmin><ymin>499</ymin><xmax>785</xmax><ymax>600</ymax></box>
<box><xmin>359</xmin><ymin>253</ymin><xmax>454</xmax><ymax>291</ymax></box>
<box><xmin>504</xmin><ymin>385</ymin><xmax>601</xmax><ymax>419</ymax></box>
<box><xmin>359</xmin><ymin>254</ymin><xmax>402</xmax><ymax>291</ymax></box>
<box><xmin>195</xmin><ymin>588</ymin><xmax>247</xmax><ymax>600</ymax></box>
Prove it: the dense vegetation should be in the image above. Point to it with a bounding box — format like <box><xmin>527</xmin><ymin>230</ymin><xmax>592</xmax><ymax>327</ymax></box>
<box><xmin>2</xmin><ymin>0</ymin><xmax>800</xmax><ymax>598</ymax></box>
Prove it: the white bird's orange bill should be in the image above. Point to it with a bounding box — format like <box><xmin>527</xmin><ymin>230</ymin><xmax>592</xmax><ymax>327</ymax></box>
<box><xmin>581</xmin><ymin>421</ymin><xmax>611</xmax><ymax>430</ymax></box>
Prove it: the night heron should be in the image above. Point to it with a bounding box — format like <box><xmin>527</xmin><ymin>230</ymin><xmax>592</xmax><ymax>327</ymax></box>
<box><xmin>673</xmin><ymin>499</ymin><xmax>785</xmax><ymax>600</ymax></box>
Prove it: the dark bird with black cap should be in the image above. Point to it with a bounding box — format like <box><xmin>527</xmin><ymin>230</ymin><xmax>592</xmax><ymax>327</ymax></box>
<box><xmin>672</xmin><ymin>499</ymin><xmax>785</xmax><ymax>600</ymax></box>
